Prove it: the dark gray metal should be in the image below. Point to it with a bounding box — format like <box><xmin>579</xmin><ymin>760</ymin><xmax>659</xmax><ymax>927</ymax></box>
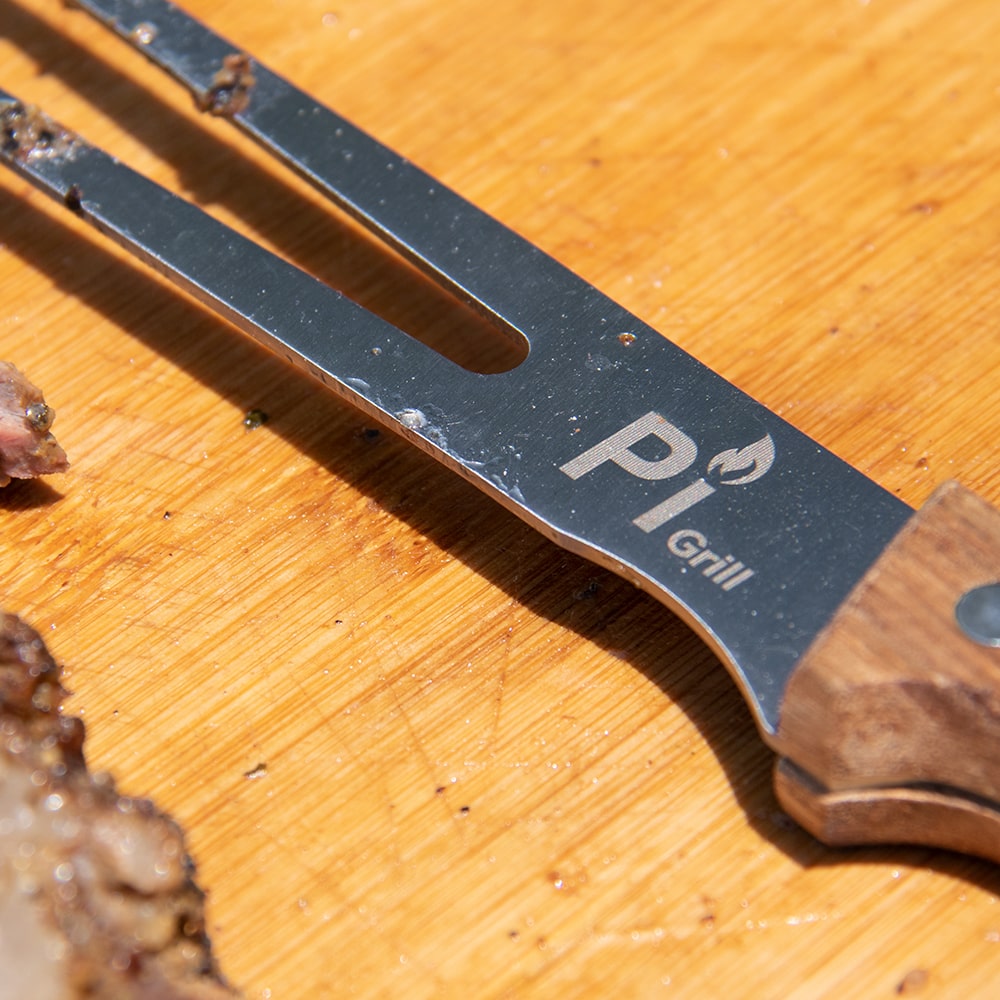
<box><xmin>0</xmin><ymin>5</ymin><xmax>913</xmax><ymax>740</ymax></box>
<box><xmin>956</xmin><ymin>585</ymin><xmax>1000</xmax><ymax>648</ymax></box>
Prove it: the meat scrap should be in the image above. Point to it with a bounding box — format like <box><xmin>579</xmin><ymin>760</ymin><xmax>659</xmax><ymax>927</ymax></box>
<box><xmin>0</xmin><ymin>362</ymin><xmax>69</xmax><ymax>486</ymax></box>
<box><xmin>0</xmin><ymin>612</ymin><xmax>241</xmax><ymax>998</ymax></box>
<box><xmin>0</xmin><ymin>102</ymin><xmax>82</xmax><ymax>163</ymax></box>
<box><xmin>197</xmin><ymin>54</ymin><xmax>256</xmax><ymax>117</ymax></box>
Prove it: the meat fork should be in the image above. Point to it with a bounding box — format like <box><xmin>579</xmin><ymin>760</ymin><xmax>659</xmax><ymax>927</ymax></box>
<box><xmin>4</xmin><ymin>0</ymin><xmax>1000</xmax><ymax>863</ymax></box>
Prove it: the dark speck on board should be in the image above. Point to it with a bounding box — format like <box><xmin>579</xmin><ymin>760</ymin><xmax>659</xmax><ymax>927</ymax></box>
<box><xmin>243</xmin><ymin>408</ymin><xmax>268</xmax><ymax>431</ymax></box>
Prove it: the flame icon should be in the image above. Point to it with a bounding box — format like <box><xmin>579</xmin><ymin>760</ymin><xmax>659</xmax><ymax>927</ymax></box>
<box><xmin>707</xmin><ymin>435</ymin><xmax>775</xmax><ymax>486</ymax></box>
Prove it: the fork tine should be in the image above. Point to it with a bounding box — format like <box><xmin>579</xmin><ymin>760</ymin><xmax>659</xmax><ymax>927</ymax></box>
<box><xmin>68</xmin><ymin>0</ymin><xmax>557</xmax><ymax>354</ymax></box>
<box><xmin>0</xmin><ymin>90</ymin><xmax>480</xmax><ymax>424</ymax></box>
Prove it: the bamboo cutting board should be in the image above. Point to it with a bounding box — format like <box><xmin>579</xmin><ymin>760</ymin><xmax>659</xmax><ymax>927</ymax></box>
<box><xmin>3</xmin><ymin>0</ymin><xmax>1000</xmax><ymax>996</ymax></box>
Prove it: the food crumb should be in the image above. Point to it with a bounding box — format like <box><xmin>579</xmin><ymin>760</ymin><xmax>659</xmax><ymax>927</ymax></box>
<box><xmin>131</xmin><ymin>21</ymin><xmax>158</xmax><ymax>45</ymax></box>
<box><xmin>243</xmin><ymin>408</ymin><xmax>269</xmax><ymax>431</ymax></box>
<box><xmin>244</xmin><ymin>762</ymin><xmax>268</xmax><ymax>780</ymax></box>
<box><xmin>0</xmin><ymin>362</ymin><xmax>68</xmax><ymax>485</ymax></box>
<box><xmin>0</xmin><ymin>101</ymin><xmax>82</xmax><ymax>162</ymax></box>
<box><xmin>896</xmin><ymin>969</ymin><xmax>929</xmax><ymax>994</ymax></box>
<box><xmin>198</xmin><ymin>54</ymin><xmax>256</xmax><ymax>117</ymax></box>
<box><xmin>64</xmin><ymin>184</ymin><xmax>83</xmax><ymax>213</ymax></box>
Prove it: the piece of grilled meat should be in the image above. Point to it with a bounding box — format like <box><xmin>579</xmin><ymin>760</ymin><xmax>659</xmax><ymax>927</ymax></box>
<box><xmin>0</xmin><ymin>362</ymin><xmax>68</xmax><ymax>486</ymax></box>
<box><xmin>0</xmin><ymin>612</ymin><xmax>240</xmax><ymax>998</ymax></box>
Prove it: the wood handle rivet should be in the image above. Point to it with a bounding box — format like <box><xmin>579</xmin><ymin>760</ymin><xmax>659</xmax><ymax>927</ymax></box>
<box><xmin>955</xmin><ymin>583</ymin><xmax>1000</xmax><ymax>648</ymax></box>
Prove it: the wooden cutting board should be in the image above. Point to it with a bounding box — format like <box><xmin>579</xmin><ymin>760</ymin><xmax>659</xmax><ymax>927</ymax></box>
<box><xmin>3</xmin><ymin>0</ymin><xmax>1000</xmax><ymax>995</ymax></box>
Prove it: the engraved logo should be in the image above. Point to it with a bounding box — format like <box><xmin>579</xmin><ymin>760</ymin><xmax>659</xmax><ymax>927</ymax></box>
<box><xmin>558</xmin><ymin>411</ymin><xmax>774</xmax><ymax>590</ymax></box>
<box><xmin>667</xmin><ymin>529</ymin><xmax>755</xmax><ymax>591</ymax></box>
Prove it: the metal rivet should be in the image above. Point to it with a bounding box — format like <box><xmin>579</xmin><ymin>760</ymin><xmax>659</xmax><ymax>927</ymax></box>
<box><xmin>955</xmin><ymin>584</ymin><xmax>1000</xmax><ymax>648</ymax></box>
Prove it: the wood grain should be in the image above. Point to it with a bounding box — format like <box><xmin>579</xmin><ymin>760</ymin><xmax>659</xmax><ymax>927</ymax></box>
<box><xmin>777</xmin><ymin>482</ymin><xmax>1000</xmax><ymax>807</ymax></box>
<box><xmin>2</xmin><ymin>0</ymin><xmax>1000</xmax><ymax>997</ymax></box>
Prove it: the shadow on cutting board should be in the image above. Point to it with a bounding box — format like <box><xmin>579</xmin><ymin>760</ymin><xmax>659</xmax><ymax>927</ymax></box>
<box><xmin>0</xmin><ymin>477</ymin><xmax>64</xmax><ymax>509</ymax></box>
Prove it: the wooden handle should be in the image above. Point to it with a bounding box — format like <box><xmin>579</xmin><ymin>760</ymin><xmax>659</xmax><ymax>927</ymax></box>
<box><xmin>774</xmin><ymin>481</ymin><xmax>1000</xmax><ymax>861</ymax></box>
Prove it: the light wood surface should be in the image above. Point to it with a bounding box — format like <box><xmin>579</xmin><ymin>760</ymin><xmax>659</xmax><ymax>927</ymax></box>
<box><xmin>3</xmin><ymin>0</ymin><xmax>1000</xmax><ymax>996</ymax></box>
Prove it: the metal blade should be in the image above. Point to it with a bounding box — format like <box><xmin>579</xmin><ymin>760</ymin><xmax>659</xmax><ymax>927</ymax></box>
<box><xmin>0</xmin><ymin>14</ymin><xmax>911</xmax><ymax>738</ymax></box>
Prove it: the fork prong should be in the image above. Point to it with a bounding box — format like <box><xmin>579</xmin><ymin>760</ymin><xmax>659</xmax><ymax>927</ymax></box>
<box><xmin>69</xmin><ymin>0</ymin><xmax>563</xmax><ymax>353</ymax></box>
<box><xmin>0</xmin><ymin>90</ymin><xmax>473</xmax><ymax>422</ymax></box>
